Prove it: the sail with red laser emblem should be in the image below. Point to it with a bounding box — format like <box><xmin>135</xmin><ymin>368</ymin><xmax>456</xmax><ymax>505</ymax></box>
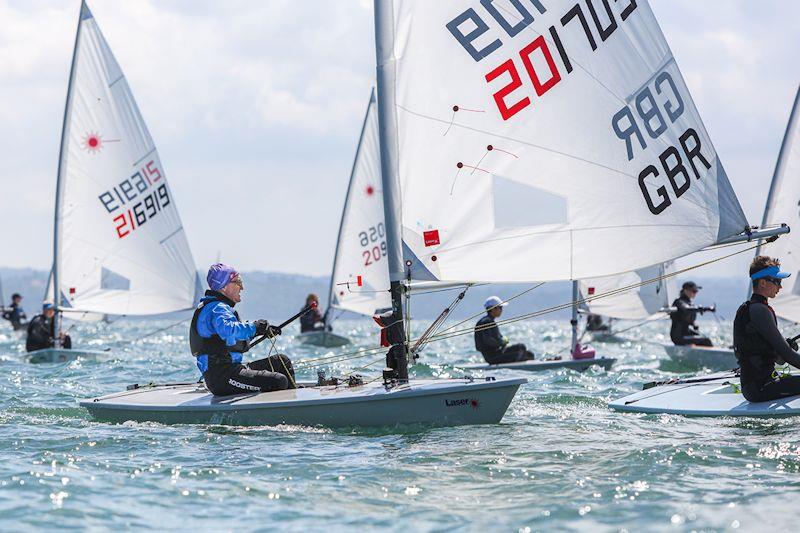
<box><xmin>328</xmin><ymin>89</ymin><xmax>392</xmax><ymax>316</ymax></box>
<box><xmin>51</xmin><ymin>1</ymin><xmax>198</xmax><ymax>316</ymax></box>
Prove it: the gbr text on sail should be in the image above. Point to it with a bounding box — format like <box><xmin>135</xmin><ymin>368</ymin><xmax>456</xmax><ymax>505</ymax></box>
<box><xmin>446</xmin><ymin>0</ymin><xmax>712</xmax><ymax>216</ymax></box>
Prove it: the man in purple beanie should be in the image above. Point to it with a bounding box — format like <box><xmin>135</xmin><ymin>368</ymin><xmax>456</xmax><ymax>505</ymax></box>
<box><xmin>189</xmin><ymin>263</ymin><xmax>296</xmax><ymax>395</ymax></box>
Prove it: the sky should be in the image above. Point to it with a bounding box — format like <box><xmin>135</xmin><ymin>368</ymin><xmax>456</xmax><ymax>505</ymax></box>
<box><xmin>0</xmin><ymin>0</ymin><xmax>797</xmax><ymax>279</ymax></box>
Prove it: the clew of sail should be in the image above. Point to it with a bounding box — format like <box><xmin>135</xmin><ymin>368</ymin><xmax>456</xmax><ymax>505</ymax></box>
<box><xmin>328</xmin><ymin>89</ymin><xmax>392</xmax><ymax>317</ymax></box>
<box><xmin>579</xmin><ymin>261</ymin><xmax>675</xmax><ymax>320</ymax></box>
<box><xmin>757</xmin><ymin>86</ymin><xmax>800</xmax><ymax>323</ymax></box>
<box><xmin>53</xmin><ymin>2</ymin><xmax>198</xmax><ymax>317</ymax></box>
<box><xmin>385</xmin><ymin>0</ymin><xmax>748</xmax><ymax>283</ymax></box>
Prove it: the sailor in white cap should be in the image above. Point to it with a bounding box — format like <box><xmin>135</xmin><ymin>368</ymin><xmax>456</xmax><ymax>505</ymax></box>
<box><xmin>474</xmin><ymin>296</ymin><xmax>535</xmax><ymax>364</ymax></box>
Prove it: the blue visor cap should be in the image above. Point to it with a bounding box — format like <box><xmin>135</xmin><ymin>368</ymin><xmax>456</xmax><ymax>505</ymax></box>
<box><xmin>751</xmin><ymin>265</ymin><xmax>791</xmax><ymax>281</ymax></box>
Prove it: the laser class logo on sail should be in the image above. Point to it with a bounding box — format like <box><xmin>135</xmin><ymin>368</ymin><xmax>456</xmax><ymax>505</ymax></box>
<box><xmin>445</xmin><ymin>0</ymin><xmax>713</xmax><ymax>216</ymax></box>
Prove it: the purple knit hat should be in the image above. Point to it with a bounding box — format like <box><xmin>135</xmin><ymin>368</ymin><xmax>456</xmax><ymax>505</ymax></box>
<box><xmin>207</xmin><ymin>263</ymin><xmax>239</xmax><ymax>291</ymax></box>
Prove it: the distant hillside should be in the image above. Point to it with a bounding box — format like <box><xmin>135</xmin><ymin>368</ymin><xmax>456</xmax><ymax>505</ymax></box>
<box><xmin>0</xmin><ymin>267</ymin><xmax>748</xmax><ymax>324</ymax></box>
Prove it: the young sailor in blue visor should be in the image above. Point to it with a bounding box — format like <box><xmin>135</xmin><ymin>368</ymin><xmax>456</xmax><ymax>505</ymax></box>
<box><xmin>733</xmin><ymin>256</ymin><xmax>800</xmax><ymax>402</ymax></box>
<box><xmin>191</xmin><ymin>263</ymin><xmax>295</xmax><ymax>395</ymax></box>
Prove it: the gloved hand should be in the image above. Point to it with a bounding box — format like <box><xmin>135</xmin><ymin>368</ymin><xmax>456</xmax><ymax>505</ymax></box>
<box><xmin>253</xmin><ymin>319</ymin><xmax>270</xmax><ymax>336</ymax></box>
<box><xmin>787</xmin><ymin>337</ymin><xmax>799</xmax><ymax>351</ymax></box>
<box><xmin>698</xmin><ymin>305</ymin><xmax>716</xmax><ymax>314</ymax></box>
<box><xmin>266</xmin><ymin>325</ymin><xmax>282</xmax><ymax>338</ymax></box>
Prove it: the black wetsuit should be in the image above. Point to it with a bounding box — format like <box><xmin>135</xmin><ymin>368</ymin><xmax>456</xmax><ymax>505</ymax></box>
<box><xmin>2</xmin><ymin>302</ymin><xmax>27</xmax><ymax>331</ymax></box>
<box><xmin>586</xmin><ymin>314</ymin><xmax>610</xmax><ymax>332</ymax></box>
<box><xmin>25</xmin><ymin>314</ymin><xmax>71</xmax><ymax>352</ymax></box>
<box><xmin>474</xmin><ymin>314</ymin><xmax>534</xmax><ymax>364</ymax></box>
<box><xmin>670</xmin><ymin>294</ymin><xmax>712</xmax><ymax>346</ymax></box>
<box><xmin>733</xmin><ymin>294</ymin><xmax>800</xmax><ymax>403</ymax></box>
<box><xmin>300</xmin><ymin>306</ymin><xmax>325</xmax><ymax>333</ymax></box>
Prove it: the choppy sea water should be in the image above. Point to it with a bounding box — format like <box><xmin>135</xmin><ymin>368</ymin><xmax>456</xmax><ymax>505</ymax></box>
<box><xmin>1</xmin><ymin>316</ymin><xmax>797</xmax><ymax>531</ymax></box>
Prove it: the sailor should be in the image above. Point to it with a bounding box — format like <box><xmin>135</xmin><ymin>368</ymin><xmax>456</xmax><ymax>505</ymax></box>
<box><xmin>300</xmin><ymin>293</ymin><xmax>326</xmax><ymax>333</ymax></box>
<box><xmin>734</xmin><ymin>256</ymin><xmax>800</xmax><ymax>402</ymax></box>
<box><xmin>669</xmin><ymin>281</ymin><xmax>715</xmax><ymax>346</ymax></box>
<box><xmin>2</xmin><ymin>293</ymin><xmax>27</xmax><ymax>331</ymax></box>
<box><xmin>26</xmin><ymin>302</ymin><xmax>71</xmax><ymax>352</ymax></box>
<box><xmin>191</xmin><ymin>263</ymin><xmax>296</xmax><ymax>396</ymax></box>
<box><xmin>586</xmin><ymin>314</ymin><xmax>610</xmax><ymax>332</ymax></box>
<box><xmin>474</xmin><ymin>296</ymin><xmax>535</xmax><ymax>364</ymax></box>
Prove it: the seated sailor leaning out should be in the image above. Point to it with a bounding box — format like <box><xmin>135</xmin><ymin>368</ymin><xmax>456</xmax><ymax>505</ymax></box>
<box><xmin>474</xmin><ymin>296</ymin><xmax>535</xmax><ymax>365</ymax></box>
<box><xmin>300</xmin><ymin>293</ymin><xmax>326</xmax><ymax>333</ymax></box>
<box><xmin>734</xmin><ymin>255</ymin><xmax>800</xmax><ymax>403</ymax></box>
<box><xmin>669</xmin><ymin>281</ymin><xmax>715</xmax><ymax>347</ymax></box>
<box><xmin>26</xmin><ymin>302</ymin><xmax>71</xmax><ymax>353</ymax></box>
<box><xmin>191</xmin><ymin>263</ymin><xmax>296</xmax><ymax>396</ymax></box>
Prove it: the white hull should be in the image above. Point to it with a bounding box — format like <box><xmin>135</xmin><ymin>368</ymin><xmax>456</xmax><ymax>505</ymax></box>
<box><xmin>609</xmin><ymin>371</ymin><xmax>800</xmax><ymax>417</ymax></box>
<box><xmin>80</xmin><ymin>377</ymin><xmax>526</xmax><ymax>428</ymax></box>
<box><xmin>297</xmin><ymin>331</ymin><xmax>351</xmax><ymax>348</ymax></box>
<box><xmin>462</xmin><ymin>357</ymin><xmax>615</xmax><ymax>373</ymax></box>
<box><xmin>663</xmin><ymin>345</ymin><xmax>736</xmax><ymax>371</ymax></box>
<box><xmin>27</xmin><ymin>348</ymin><xmax>106</xmax><ymax>364</ymax></box>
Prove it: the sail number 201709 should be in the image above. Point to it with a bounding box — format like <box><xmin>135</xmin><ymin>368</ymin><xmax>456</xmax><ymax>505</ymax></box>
<box><xmin>359</xmin><ymin>223</ymin><xmax>387</xmax><ymax>266</ymax></box>
<box><xmin>447</xmin><ymin>0</ymin><xmax>638</xmax><ymax>121</ymax></box>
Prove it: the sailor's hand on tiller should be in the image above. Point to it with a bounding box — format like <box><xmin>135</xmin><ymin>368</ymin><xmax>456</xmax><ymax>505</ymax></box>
<box><xmin>253</xmin><ymin>319</ymin><xmax>270</xmax><ymax>336</ymax></box>
<box><xmin>787</xmin><ymin>337</ymin><xmax>799</xmax><ymax>352</ymax></box>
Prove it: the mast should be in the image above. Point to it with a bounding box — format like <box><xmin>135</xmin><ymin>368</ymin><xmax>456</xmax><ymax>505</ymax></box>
<box><xmin>755</xmin><ymin>86</ymin><xmax>800</xmax><ymax>259</ymax></box>
<box><xmin>571</xmin><ymin>280</ymin><xmax>579</xmax><ymax>353</ymax></box>
<box><xmin>374</xmin><ymin>0</ymin><xmax>408</xmax><ymax>380</ymax></box>
<box><xmin>324</xmin><ymin>88</ymin><xmax>376</xmax><ymax>324</ymax></box>
<box><xmin>52</xmin><ymin>0</ymin><xmax>87</xmax><ymax>346</ymax></box>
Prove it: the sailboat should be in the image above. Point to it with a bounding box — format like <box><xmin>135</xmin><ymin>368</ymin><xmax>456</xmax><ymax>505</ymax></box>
<box><xmin>298</xmin><ymin>89</ymin><xmax>391</xmax><ymax>348</ymax></box>
<box><xmin>31</xmin><ymin>1</ymin><xmax>199</xmax><ymax>364</ymax></box>
<box><xmin>578</xmin><ymin>262</ymin><xmax>674</xmax><ymax>343</ymax></box>
<box><xmin>82</xmin><ymin>0</ymin><xmax>784</xmax><ymax>428</ymax></box>
<box><xmin>611</xmin><ymin>85</ymin><xmax>800</xmax><ymax>417</ymax></box>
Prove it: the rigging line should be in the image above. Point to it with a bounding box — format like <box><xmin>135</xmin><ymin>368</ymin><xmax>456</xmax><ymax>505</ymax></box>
<box><xmin>412</xmin><ymin>286</ymin><xmax>470</xmax><ymax>355</ymax></box>
<box><xmin>351</xmin><ymin>357</ymin><xmax>386</xmax><ymax>374</ymax></box>
<box><xmin>438</xmin><ymin>282</ymin><xmax>546</xmax><ymax>336</ymax></box>
<box><xmin>294</xmin><ymin>349</ymin><xmax>387</xmax><ymax>370</ymax></box>
<box><xmin>285</xmin><ymin>239</ymin><xmax>770</xmax><ymax>370</ymax></box>
<box><xmin>293</xmin><ymin>345</ymin><xmax>388</xmax><ymax>368</ymax></box>
<box><xmin>608</xmin><ymin>314</ymin><xmax>670</xmax><ymax>337</ymax></box>
<box><xmin>263</xmin><ymin>335</ymin><xmax>297</xmax><ymax>389</ymax></box>
<box><xmin>421</xmin><ymin>240</ymin><xmax>768</xmax><ymax>346</ymax></box>
<box><xmin>102</xmin><ymin>317</ymin><xmax>190</xmax><ymax>350</ymax></box>
<box><xmin>407</xmin><ymin>284</ymin><xmax>474</xmax><ymax>296</ymax></box>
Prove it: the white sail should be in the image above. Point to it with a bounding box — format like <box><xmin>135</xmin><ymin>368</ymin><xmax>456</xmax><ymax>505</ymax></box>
<box><xmin>759</xmin><ymin>86</ymin><xmax>800</xmax><ymax>323</ymax></box>
<box><xmin>580</xmin><ymin>261</ymin><xmax>675</xmax><ymax>320</ymax></box>
<box><xmin>383</xmin><ymin>0</ymin><xmax>747</xmax><ymax>283</ymax></box>
<box><xmin>52</xmin><ymin>2</ymin><xmax>197</xmax><ymax>316</ymax></box>
<box><xmin>328</xmin><ymin>90</ymin><xmax>392</xmax><ymax>316</ymax></box>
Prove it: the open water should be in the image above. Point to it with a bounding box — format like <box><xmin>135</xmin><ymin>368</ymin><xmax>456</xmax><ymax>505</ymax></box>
<box><xmin>0</xmin><ymin>317</ymin><xmax>797</xmax><ymax>531</ymax></box>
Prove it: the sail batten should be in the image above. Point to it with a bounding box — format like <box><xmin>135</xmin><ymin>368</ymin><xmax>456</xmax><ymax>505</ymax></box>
<box><xmin>51</xmin><ymin>2</ymin><xmax>198</xmax><ymax>317</ymax></box>
<box><xmin>384</xmin><ymin>0</ymin><xmax>748</xmax><ymax>284</ymax></box>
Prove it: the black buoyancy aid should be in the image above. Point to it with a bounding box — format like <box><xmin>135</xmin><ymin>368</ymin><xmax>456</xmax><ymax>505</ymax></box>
<box><xmin>669</xmin><ymin>294</ymin><xmax>697</xmax><ymax>341</ymax></box>
<box><xmin>733</xmin><ymin>296</ymin><xmax>777</xmax><ymax>382</ymax></box>
<box><xmin>189</xmin><ymin>290</ymin><xmax>249</xmax><ymax>367</ymax></box>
